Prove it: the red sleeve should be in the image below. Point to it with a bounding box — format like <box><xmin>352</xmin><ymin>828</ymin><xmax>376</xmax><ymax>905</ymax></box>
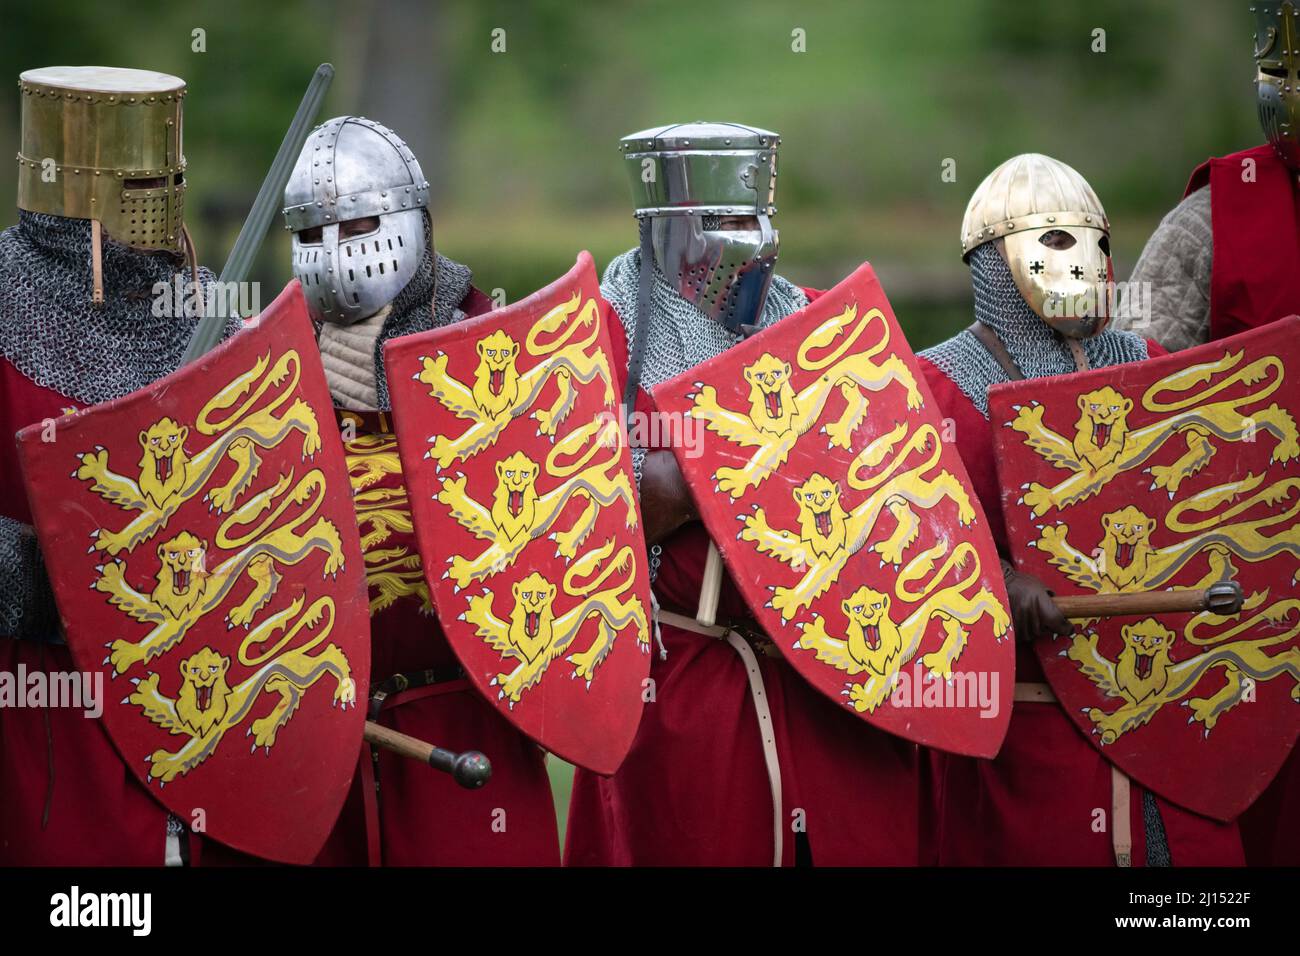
<box><xmin>1</xmin><ymin>361</ymin><xmax>83</xmax><ymax>526</ymax></box>
<box><xmin>917</xmin><ymin>356</ymin><xmax>1009</xmax><ymax>554</ymax></box>
<box><xmin>1144</xmin><ymin>337</ymin><xmax>1168</xmax><ymax>358</ymax></box>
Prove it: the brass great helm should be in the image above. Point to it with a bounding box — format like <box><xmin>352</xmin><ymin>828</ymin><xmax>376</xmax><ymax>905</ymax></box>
<box><xmin>282</xmin><ymin>116</ymin><xmax>430</xmax><ymax>325</ymax></box>
<box><xmin>961</xmin><ymin>153</ymin><xmax>1113</xmax><ymax>339</ymax></box>
<box><xmin>620</xmin><ymin>122</ymin><xmax>780</xmax><ymax>332</ymax></box>
<box><xmin>17</xmin><ymin>66</ymin><xmax>188</xmax><ymax>253</ymax></box>
<box><xmin>1253</xmin><ymin>1</ymin><xmax>1300</xmax><ymax>170</ymax></box>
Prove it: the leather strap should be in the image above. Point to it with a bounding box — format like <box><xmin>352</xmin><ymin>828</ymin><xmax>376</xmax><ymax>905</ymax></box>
<box><xmin>967</xmin><ymin>322</ymin><xmax>1024</xmax><ymax>380</ymax></box>
<box><xmin>658</xmin><ymin>608</ymin><xmax>785</xmax><ymax>867</ymax></box>
<box><xmin>368</xmin><ymin>665</ymin><xmax>465</xmax><ymax>720</ymax></box>
<box><xmin>1065</xmin><ymin>336</ymin><xmax>1092</xmax><ymax>373</ymax></box>
<box><xmin>1013</xmin><ymin>681</ymin><xmax>1057</xmax><ymax>702</ymax></box>
<box><xmin>90</xmin><ymin>220</ymin><xmax>104</xmax><ymax>306</ymax></box>
<box><xmin>1111</xmin><ymin>765</ymin><xmax>1133</xmax><ymax>867</ymax></box>
<box><xmin>359</xmin><ymin>744</ymin><xmax>382</xmax><ymax>867</ymax></box>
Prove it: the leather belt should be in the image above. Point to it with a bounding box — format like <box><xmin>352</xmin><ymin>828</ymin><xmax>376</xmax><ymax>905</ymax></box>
<box><xmin>368</xmin><ymin>665</ymin><xmax>465</xmax><ymax>720</ymax></box>
<box><xmin>658</xmin><ymin>607</ymin><xmax>785</xmax><ymax>867</ymax></box>
<box><xmin>362</xmin><ymin>664</ymin><xmax>466</xmax><ymax>866</ymax></box>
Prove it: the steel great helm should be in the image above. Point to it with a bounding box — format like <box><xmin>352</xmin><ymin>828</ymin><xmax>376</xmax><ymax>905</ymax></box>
<box><xmin>961</xmin><ymin>153</ymin><xmax>1113</xmax><ymax>338</ymax></box>
<box><xmin>620</xmin><ymin>122</ymin><xmax>780</xmax><ymax>332</ymax></box>
<box><xmin>1253</xmin><ymin>1</ymin><xmax>1300</xmax><ymax>170</ymax></box>
<box><xmin>17</xmin><ymin>66</ymin><xmax>189</xmax><ymax>253</ymax></box>
<box><xmin>283</xmin><ymin>116</ymin><xmax>429</xmax><ymax>325</ymax></box>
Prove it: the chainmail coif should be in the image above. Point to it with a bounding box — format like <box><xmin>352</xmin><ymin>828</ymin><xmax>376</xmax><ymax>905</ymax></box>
<box><xmin>600</xmin><ymin>245</ymin><xmax>808</xmax><ymax>394</ymax></box>
<box><xmin>367</xmin><ymin>211</ymin><xmax>473</xmax><ymax>410</ymax></box>
<box><xmin>0</xmin><ymin>211</ymin><xmax>240</xmax><ymax>405</ymax></box>
<box><xmin>919</xmin><ymin>242</ymin><xmax>1149</xmax><ymax>417</ymax></box>
<box><xmin>601</xmin><ymin>244</ymin><xmax>808</xmax><ymax>502</ymax></box>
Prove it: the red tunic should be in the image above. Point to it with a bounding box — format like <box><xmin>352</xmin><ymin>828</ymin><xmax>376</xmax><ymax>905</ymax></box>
<box><xmin>563</xmin><ymin>292</ymin><xmax>921</xmax><ymax>866</ymax></box>
<box><xmin>1185</xmin><ymin>146</ymin><xmax>1300</xmax><ymax>865</ymax></box>
<box><xmin>1184</xmin><ymin>144</ymin><xmax>1300</xmax><ymax>342</ymax></box>
<box><xmin>918</xmin><ymin>350</ymin><xmax>1245</xmax><ymax>866</ymax></box>
<box><xmin>308</xmin><ymin>406</ymin><xmax>559</xmax><ymax>867</ymax></box>
<box><xmin>0</xmin><ymin>364</ymin><xmax>182</xmax><ymax>864</ymax></box>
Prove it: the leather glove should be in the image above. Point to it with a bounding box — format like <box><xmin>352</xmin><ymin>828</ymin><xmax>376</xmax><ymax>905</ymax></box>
<box><xmin>1001</xmin><ymin>559</ymin><xmax>1072</xmax><ymax>643</ymax></box>
<box><xmin>639</xmin><ymin>449</ymin><xmax>698</xmax><ymax>547</ymax></box>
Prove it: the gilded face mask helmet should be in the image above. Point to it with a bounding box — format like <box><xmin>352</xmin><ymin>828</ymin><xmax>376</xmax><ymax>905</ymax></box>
<box><xmin>283</xmin><ymin>116</ymin><xmax>430</xmax><ymax>325</ymax></box>
<box><xmin>961</xmin><ymin>153</ymin><xmax>1113</xmax><ymax>338</ymax></box>
<box><xmin>620</xmin><ymin>122</ymin><xmax>780</xmax><ymax>333</ymax></box>
<box><xmin>1254</xmin><ymin>1</ymin><xmax>1300</xmax><ymax>170</ymax></box>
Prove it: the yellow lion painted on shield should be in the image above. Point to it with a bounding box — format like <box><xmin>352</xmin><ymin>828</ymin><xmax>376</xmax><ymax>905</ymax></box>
<box><xmin>687</xmin><ymin>303</ymin><xmax>924</xmax><ymax>499</ymax></box>
<box><xmin>96</xmin><ymin>469</ymin><xmax>345</xmax><ymax>674</ymax></box>
<box><xmin>436</xmin><ymin>419</ymin><xmax>636</xmax><ymax>588</ymax></box>
<box><xmin>795</xmin><ymin>541</ymin><xmax>1009</xmax><ymax>712</ymax></box>
<box><xmin>1067</xmin><ymin>606</ymin><xmax>1300</xmax><ymax>745</ymax></box>
<box><xmin>1009</xmin><ymin>350</ymin><xmax>1299</xmax><ymax>517</ymax></box>
<box><xmin>1035</xmin><ymin>474</ymin><xmax>1300</xmax><ymax>595</ymax></box>
<box><xmin>741</xmin><ymin>421</ymin><xmax>975</xmax><ymax>620</ymax></box>
<box><xmin>75</xmin><ymin>349</ymin><xmax>323</xmax><ymax>556</ymax></box>
<box><xmin>413</xmin><ymin>292</ymin><xmax>615</xmax><ymax>469</ymax></box>
<box><xmin>461</xmin><ymin>539</ymin><xmax>648</xmax><ymax>705</ymax></box>
<box><xmin>127</xmin><ymin>596</ymin><xmax>354</xmax><ymax>783</ymax></box>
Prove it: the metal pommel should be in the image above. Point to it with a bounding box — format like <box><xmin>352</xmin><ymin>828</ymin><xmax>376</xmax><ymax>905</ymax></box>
<box><xmin>17</xmin><ymin>66</ymin><xmax>188</xmax><ymax>252</ymax></box>
<box><xmin>428</xmin><ymin>746</ymin><xmax>492</xmax><ymax>789</ymax></box>
<box><xmin>620</xmin><ymin>121</ymin><xmax>780</xmax><ymax>219</ymax></box>
<box><xmin>1205</xmin><ymin>580</ymin><xmax>1246</xmax><ymax>616</ymax></box>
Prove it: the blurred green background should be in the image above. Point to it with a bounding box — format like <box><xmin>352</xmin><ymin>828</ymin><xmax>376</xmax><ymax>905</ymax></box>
<box><xmin>0</xmin><ymin>0</ymin><xmax>1262</xmax><ymax>847</ymax></box>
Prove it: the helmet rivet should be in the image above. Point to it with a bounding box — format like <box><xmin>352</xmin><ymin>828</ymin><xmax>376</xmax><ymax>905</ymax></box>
<box><xmin>1048</xmin><ymin>216</ymin><xmax>1056</xmax><ymax>223</ymax></box>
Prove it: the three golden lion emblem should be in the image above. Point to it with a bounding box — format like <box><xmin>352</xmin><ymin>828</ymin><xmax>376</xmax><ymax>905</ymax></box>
<box><xmin>75</xmin><ymin>348</ymin><xmax>355</xmax><ymax>784</ymax></box>
<box><xmin>688</xmin><ymin>301</ymin><xmax>1010</xmax><ymax>712</ymax></box>
<box><xmin>1002</xmin><ymin>347</ymin><xmax>1300</xmax><ymax>742</ymax></box>
<box><xmin>410</xmin><ymin>291</ymin><xmax>648</xmax><ymax>705</ymax></box>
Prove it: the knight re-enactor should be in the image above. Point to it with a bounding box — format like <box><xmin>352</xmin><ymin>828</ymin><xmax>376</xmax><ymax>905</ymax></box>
<box><xmin>563</xmin><ymin>122</ymin><xmax>920</xmax><ymax>866</ymax></box>
<box><xmin>1120</xmin><ymin>2</ymin><xmax>1300</xmax><ymax>351</ymax></box>
<box><xmin>916</xmin><ymin>152</ymin><xmax>1245</xmax><ymax>866</ymax></box>
<box><xmin>0</xmin><ymin>66</ymin><xmax>238</xmax><ymax>864</ymax></box>
<box><xmin>279</xmin><ymin>116</ymin><xmax>560</xmax><ymax>865</ymax></box>
<box><xmin>1115</xmin><ymin>1</ymin><xmax>1300</xmax><ymax>865</ymax></box>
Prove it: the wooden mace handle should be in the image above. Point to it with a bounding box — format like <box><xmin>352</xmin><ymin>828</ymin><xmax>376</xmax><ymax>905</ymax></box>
<box><xmin>1053</xmin><ymin>581</ymin><xmax>1244</xmax><ymax>620</ymax></box>
<box><xmin>363</xmin><ymin>721</ymin><xmax>492</xmax><ymax>790</ymax></box>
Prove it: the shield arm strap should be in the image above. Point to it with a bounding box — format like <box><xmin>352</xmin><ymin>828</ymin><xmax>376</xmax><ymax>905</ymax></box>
<box><xmin>967</xmin><ymin>322</ymin><xmax>1025</xmax><ymax>380</ymax></box>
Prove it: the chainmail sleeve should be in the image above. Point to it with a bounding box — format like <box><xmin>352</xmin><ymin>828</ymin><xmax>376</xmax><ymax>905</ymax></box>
<box><xmin>1120</xmin><ymin>187</ymin><xmax>1213</xmax><ymax>352</ymax></box>
<box><xmin>0</xmin><ymin>515</ymin><xmax>61</xmax><ymax>642</ymax></box>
